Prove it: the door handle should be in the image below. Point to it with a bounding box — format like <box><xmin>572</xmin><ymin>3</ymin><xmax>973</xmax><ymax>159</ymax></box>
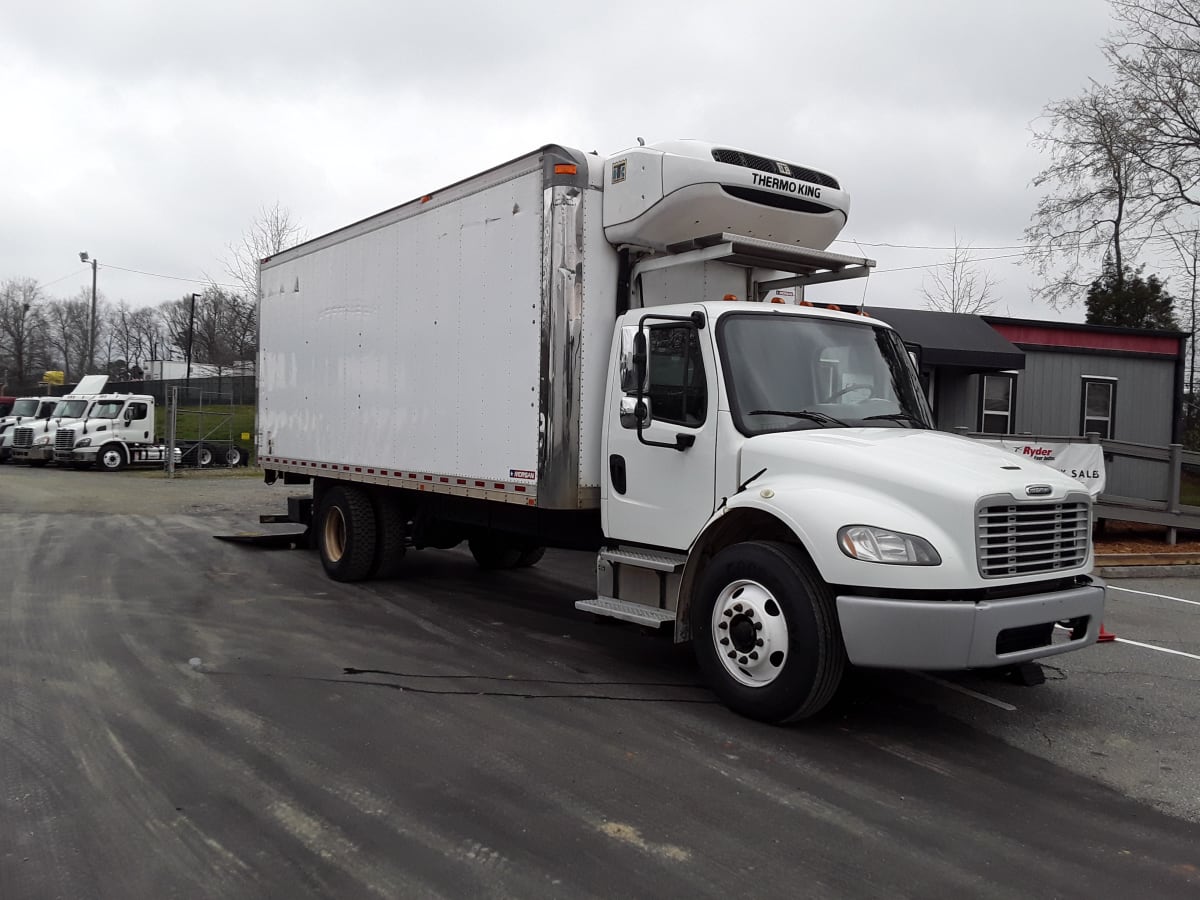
<box><xmin>609</xmin><ymin>454</ymin><xmax>627</xmax><ymax>495</ymax></box>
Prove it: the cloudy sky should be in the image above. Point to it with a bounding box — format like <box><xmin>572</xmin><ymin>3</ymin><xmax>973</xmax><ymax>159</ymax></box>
<box><xmin>1</xmin><ymin>1</ymin><xmax>1119</xmax><ymax>320</ymax></box>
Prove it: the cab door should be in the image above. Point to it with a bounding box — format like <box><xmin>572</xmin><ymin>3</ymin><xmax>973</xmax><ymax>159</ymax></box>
<box><xmin>602</xmin><ymin>312</ymin><xmax>718</xmax><ymax>552</ymax></box>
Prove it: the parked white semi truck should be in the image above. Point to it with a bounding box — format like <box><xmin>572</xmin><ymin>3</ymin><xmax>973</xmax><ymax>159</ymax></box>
<box><xmin>0</xmin><ymin>396</ymin><xmax>59</xmax><ymax>463</ymax></box>
<box><xmin>257</xmin><ymin>140</ymin><xmax>1106</xmax><ymax>722</ymax></box>
<box><xmin>51</xmin><ymin>393</ymin><xmax>181</xmax><ymax>470</ymax></box>
<box><xmin>10</xmin><ymin>375</ymin><xmax>110</xmax><ymax>466</ymax></box>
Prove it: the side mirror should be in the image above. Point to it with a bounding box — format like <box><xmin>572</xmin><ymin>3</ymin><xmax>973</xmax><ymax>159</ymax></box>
<box><xmin>619</xmin><ymin>326</ymin><xmax>649</xmax><ymax>394</ymax></box>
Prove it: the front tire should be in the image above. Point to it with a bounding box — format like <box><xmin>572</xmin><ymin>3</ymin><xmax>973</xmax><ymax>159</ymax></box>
<box><xmin>96</xmin><ymin>443</ymin><xmax>126</xmax><ymax>472</ymax></box>
<box><xmin>692</xmin><ymin>541</ymin><xmax>845</xmax><ymax>723</ymax></box>
<box><xmin>317</xmin><ymin>485</ymin><xmax>378</xmax><ymax>582</ymax></box>
<box><xmin>195</xmin><ymin>443</ymin><xmax>215</xmax><ymax>468</ymax></box>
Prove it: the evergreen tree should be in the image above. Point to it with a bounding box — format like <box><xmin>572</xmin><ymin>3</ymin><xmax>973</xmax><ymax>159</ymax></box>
<box><xmin>1085</xmin><ymin>257</ymin><xmax>1180</xmax><ymax>329</ymax></box>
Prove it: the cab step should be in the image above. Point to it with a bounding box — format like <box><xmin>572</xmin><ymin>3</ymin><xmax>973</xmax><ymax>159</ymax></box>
<box><xmin>575</xmin><ymin>596</ymin><xmax>676</xmax><ymax>627</ymax></box>
<box><xmin>598</xmin><ymin>547</ymin><xmax>687</xmax><ymax>572</ymax></box>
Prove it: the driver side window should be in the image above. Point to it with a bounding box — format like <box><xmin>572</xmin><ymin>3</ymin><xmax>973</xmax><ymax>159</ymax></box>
<box><xmin>648</xmin><ymin>325</ymin><xmax>706</xmax><ymax>427</ymax></box>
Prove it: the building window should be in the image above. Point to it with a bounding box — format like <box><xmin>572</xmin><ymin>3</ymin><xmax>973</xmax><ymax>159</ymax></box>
<box><xmin>979</xmin><ymin>373</ymin><xmax>1016</xmax><ymax>434</ymax></box>
<box><xmin>1081</xmin><ymin>377</ymin><xmax>1116</xmax><ymax>438</ymax></box>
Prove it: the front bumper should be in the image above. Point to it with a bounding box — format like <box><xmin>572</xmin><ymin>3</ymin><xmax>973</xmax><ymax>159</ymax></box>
<box><xmin>12</xmin><ymin>446</ymin><xmax>54</xmax><ymax>462</ymax></box>
<box><xmin>55</xmin><ymin>449</ymin><xmax>97</xmax><ymax>464</ymax></box>
<box><xmin>836</xmin><ymin>579</ymin><xmax>1106</xmax><ymax>670</ymax></box>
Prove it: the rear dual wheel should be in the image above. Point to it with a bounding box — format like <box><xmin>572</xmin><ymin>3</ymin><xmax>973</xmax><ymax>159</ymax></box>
<box><xmin>317</xmin><ymin>486</ymin><xmax>378</xmax><ymax>582</ymax></box>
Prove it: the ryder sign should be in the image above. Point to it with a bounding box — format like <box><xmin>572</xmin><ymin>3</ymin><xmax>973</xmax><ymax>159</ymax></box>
<box><xmin>977</xmin><ymin>440</ymin><xmax>1106</xmax><ymax>497</ymax></box>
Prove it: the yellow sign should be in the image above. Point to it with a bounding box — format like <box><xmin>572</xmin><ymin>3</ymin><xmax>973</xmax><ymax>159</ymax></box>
<box><xmin>42</xmin><ymin>371</ymin><xmax>64</xmax><ymax>385</ymax></box>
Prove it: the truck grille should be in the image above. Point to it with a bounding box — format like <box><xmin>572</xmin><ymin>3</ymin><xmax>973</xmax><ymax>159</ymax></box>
<box><xmin>712</xmin><ymin>148</ymin><xmax>840</xmax><ymax>190</ymax></box>
<box><xmin>13</xmin><ymin>427</ymin><xmax>33</xmax><ymax>449</ymax></box>
<box><xmin>55</xmin><ymin>429</ymin><xmax>75</xmax><ymax>451</ymax></box>
<box><xmin>977</xmin><ymin>500</ymin><xmax>1090</xmax><ymax>578</ymax></box>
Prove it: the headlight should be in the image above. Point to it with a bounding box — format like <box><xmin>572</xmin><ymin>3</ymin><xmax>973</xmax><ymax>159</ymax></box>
<box><xmin>838</xmin><ymin>525</ymin><xmax>941</xmax><ymax>565</ymax></box>
<box><xmin>75</xmin><ymin>438</ymin><xmax>91</xmax><ymax>448</ymax></box>
<box><xmin>34</xmin><ymin>434</ymin><xmax>52</xmax><ymax>446</ymax></box>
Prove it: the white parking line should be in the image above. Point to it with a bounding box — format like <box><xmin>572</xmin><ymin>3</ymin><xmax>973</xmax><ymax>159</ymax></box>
<box><xmin>1114</xmin><ymin>638</ymin><xmax>1200</xmax><ymax>661</ymax></box>
<box><xmin>909</xmin><ymin>672</ymin><xmax>1017</xmax><ymax>711</ymax></box>
<box><xmin>1108</xmin><ymin>585</ymin><xmax>1200</xmax><ymax>607</ymax></box>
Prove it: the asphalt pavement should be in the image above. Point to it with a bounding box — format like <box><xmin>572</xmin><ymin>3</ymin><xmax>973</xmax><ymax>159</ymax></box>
<box><xmin>1</xmin><ymin>467</ymin><xmax>1198</xmax><ymax>899</ymax></box>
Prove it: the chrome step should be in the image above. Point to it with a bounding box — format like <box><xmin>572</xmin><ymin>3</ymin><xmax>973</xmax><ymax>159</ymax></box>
<box><xmin>599</xmin><ymin>547</ymin><xmax>687</xmax><ymax>572</ymax></box>
<box><xmin>576</xmin><ymin>596</ymin><xmax>676</xmax><ymax>627</ymax></box>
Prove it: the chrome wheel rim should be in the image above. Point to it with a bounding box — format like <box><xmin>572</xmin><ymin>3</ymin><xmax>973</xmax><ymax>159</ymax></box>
<box><xmin>711</xmin><ymin>579</ymin><xmax>789</xmax><ymax>687</ymax></box>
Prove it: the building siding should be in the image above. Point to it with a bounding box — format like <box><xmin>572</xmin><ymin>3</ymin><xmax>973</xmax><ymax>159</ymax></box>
<box><xmin>1012</xmin><ymin>349</ymin><xmax>1175</xmax><ymax>444</ymax></box>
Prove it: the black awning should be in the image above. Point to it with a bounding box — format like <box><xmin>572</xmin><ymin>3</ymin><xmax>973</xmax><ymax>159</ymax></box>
<box><xmin>869</xmin><ymin>307</ymin><xmax>1025</xmax><ymax>370</ymax></box>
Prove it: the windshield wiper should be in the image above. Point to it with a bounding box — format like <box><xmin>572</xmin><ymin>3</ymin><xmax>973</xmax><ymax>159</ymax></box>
<box><xmin>862</xmin><ymin>413</ymin><xmax>929</xmax><ymax>428</ymax></box>
<box><xmin>747</xmin><ymin>409</ymin><xmax>849</xmax><ymax>428</ymax></box>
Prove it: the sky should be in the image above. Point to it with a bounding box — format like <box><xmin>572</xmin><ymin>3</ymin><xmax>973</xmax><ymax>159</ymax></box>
<box><xmin>0</xmin><ymin>1</ymin><xmax>1122</xmax><ymax>322</ymax></box>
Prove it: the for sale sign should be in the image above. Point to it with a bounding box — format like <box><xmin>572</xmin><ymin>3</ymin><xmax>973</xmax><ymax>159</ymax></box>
<box><xmin>976</xmin><ymin>440</ymin><xmax>1106</xmax><ymax>497</ymax></box>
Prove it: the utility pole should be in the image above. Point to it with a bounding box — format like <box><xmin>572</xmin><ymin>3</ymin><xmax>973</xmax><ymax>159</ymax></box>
<box><xmin>185</xmin><ymin>292</ymin><xmax>199</xmax><ymax>394</ymax></box>
<box><xmin>79</xmin><ymin>252</ymin><xmax>98</xmax><ymax>374</ymax></box>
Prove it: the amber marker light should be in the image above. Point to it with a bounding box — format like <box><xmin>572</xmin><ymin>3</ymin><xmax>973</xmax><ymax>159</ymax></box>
<box><xmin>554</xmin><ymin>164</ymin><xmax>577</xmax><ymax>175</ymax></box>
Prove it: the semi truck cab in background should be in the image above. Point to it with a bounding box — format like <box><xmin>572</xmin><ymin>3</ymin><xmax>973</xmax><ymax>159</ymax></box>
<box><xmin>258</xmin><ymin>139</ymin><xmax>1106</xmax><ymax>722</ymax></box>
<box><xmin>0</xmin><ymin>396</ymin><xmax>58</xmax><ymax>463</ymax></box>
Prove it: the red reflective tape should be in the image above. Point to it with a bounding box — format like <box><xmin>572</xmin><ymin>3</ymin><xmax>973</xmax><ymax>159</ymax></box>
<box><xmin>355</xmin><ymin>467</ymin><xmax>362</xmax><ymax>473</ymax></box>
<box><xmin>439</xmin><ymin>477</ymin><xmax>448</xmax><ymax>483</ymax></box>
<box><xmin>515</xmin><ymin>486</ymin><xmax>526</xmax><ymax>492</ymax></box>
<box><xmin>494</xmin><ymin>483</ymin><xmax>504</xmax><ymax>489</ymax></box>
<box><xmin>424</xmin><ymin>475</ymin><xmax>433</xmax><ymax>481</ymax></box>
<box><xmin>456</xmin><ymin>479</ymin><xmax>466</xmax><ymax>485</ymax></box>
<box><xmin>475</xmin><ymin>481</ymin><xmax>485</xmax><ymax>487</ymax></box>
<box><xmin>366</xmin><ymin>469</ymin><xmax>374</xmax><ymax>474</ymax></box>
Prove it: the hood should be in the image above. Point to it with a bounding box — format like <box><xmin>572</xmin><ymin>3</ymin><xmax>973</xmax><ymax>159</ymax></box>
<box><xmin>742</xmin><ymin>428</ymin><xmax>1087</xmax><ymax>504</ymax></box>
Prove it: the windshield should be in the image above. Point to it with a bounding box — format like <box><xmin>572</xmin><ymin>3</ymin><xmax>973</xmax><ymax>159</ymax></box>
<box><xmin>10</xmin><ymin>399</ymin><xmax>39</xmax><ymax>416</ymax></box>
<box><xmin>718</xmin><ymin>312</ymin><xmax>933</xmax><ymax>435</ymax></box>
<box><xmin>54</xmin><ymin>400</ymin><xmax>90</xmax><ymax>418</ymax></box>
<box><xmin>89</xmin><ymin>401</ymin><xmax>124</xmax><ymax>419</ymax></box>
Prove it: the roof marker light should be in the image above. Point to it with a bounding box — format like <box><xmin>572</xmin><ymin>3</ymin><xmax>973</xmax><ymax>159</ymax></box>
<box><xmin>723</xmin><ymin>293</ymin><xmax>738</xmax><ymax>302</ymax></box>
<box><xmin>554</xmin><ymin>164</ymin><xmax>577</xmax><ymax>175</ymax></box>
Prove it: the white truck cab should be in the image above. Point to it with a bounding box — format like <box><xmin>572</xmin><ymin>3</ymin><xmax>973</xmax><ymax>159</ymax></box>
<box><xmin>52</xmin><ymin>393</ymin><xmax>162</xmax><ymax>470</ymax></box>
<box><xmin>0</xmin><ymin>396</ymin><xmax>59</xmax><ymax>463</ymax></box>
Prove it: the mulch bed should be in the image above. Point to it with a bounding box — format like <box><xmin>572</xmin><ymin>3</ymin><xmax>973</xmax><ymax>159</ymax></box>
<box><xmin>1093</xmin><ymin>519</ymin><xmax>1200</xmax><ymax>556</ymax></box>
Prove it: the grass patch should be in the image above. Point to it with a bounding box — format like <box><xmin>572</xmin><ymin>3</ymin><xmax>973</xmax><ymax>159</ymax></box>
<box><xmin>155</xmin><ymin>404</ymin><xmax>255</xmax><ymax>445</ymax></box>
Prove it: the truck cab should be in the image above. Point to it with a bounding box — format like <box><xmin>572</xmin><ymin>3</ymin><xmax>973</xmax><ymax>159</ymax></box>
<box><xmin>0</xmin><ymin>397</ymin><xmax>58</xmax><ymax>463</ymax></box>
<box><xmin>53</xmin><ymin>394</ymin><xmax>158</xmax><ymax>470</ymax></box>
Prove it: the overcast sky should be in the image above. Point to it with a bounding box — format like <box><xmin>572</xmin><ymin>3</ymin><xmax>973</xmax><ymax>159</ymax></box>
<box><xmin>1</xmin><ymin>1</ymin><xmax>1120</xmax><ymax>321</ymax></box>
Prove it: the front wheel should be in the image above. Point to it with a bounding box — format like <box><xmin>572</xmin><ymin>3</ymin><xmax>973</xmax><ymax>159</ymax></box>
<box><xmin>96</xmin><ymin>443</ymin><xmax>126</xmax><ymax>471</ymax></box>
<box><xmin>692</xmin><ymin>541</ymin><xmax>845</xmax><ymax>723</ymax></box>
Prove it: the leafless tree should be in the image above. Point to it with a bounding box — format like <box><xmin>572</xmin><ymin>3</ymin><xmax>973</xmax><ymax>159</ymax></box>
<box><xmin>1106</xmin><ymin>0</ymin><xmax>1200</xmax><ymax>217</ymax></box>
<box><xmin>1025</xmin><ymin>82</ymin><xmax>1157</xmax><ymax>307</ymax></box>
<box><xmin>42</xmin><ymin>292</ymin><xmax>92</xmax><ymax>381</ymax></box>
<box><xmin>0</xmin><ymin>277</ymin><xmax>48</xmax><ymax>386</ymax></box>
<box><xmin>222</xmin><ymin>202</ymin><xmax>307</xmax><ymax>302</ymax></box>
<box><xmin>920</xmin><ymin>236</ymin><xmax>1000</xmax><ymax>314</ymax></box>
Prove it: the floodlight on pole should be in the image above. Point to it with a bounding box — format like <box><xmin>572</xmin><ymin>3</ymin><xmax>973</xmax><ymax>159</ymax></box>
<box><xmin>79</xmin><ymin>251</ymin><xmax>97</xmax><ymax>375</ymax></box>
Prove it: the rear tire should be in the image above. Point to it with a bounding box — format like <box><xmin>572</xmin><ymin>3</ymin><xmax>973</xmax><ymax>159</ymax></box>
<box><xmin>317</xmin><ymin>485</ymin><xmax>378</xmax><ymax>582</ymax></box>
<box><xmin>371</xmin><ymin>495</ymin><xmax>407</xmax><ymax>579</ymax></box>
<box><xmin>468</xmin><ymin>535</ymin><xmax>522</xmax><ymax>570</ymax></box>
<box><xmin>96</xmin><ymin>443</ymin><xmax>126</xmax><ymax>472</ymax></box>
<box><xmin>224</xmin><ymin>445</ymin><xmax>245</xmax><ymax>467</ymax></box>
<box><xmin>692</xmin><ymin>540</ymin><xmax>845</xmax><ymax>723</ymax></box>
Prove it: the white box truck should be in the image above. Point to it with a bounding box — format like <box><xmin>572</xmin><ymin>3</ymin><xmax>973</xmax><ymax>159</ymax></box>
<box><xmin>258</xmin><ymin>140</ymin><xmax>1105</xmax><ymax>722</ymax></box>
